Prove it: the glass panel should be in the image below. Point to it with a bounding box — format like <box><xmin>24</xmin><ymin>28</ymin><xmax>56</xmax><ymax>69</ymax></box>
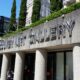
<box><xmin>47</xmin><ymin>53</ymin><xmax>56</xmax><ymax>80</ymax></box>
<box><xmin>24</xmin><ymin>54</ymin><xmax>35</xmax><ymax>80</ymax></box>
<box><xmin>66</xmin><ymin>52</ymin><xmax>73</xmax><ymax>80</ymax></box>
<box><xmin>0</xmin><ymin>55</ymin><xmax>2</xmax><ymax>76</ymax></box>
<box><xmin>47</xmin><ymin>51</ymin><xmax>73</xmax><ymax>80</ymax></box>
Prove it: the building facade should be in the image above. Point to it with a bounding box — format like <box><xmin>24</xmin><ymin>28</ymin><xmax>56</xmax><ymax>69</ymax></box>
<box><xmin>0</xmin><ymin>16</ymin><xmax>10</xmax><ymax>35</ymax></box>
<box><xmin>0</xmin><ymin>0</ymin><xmax>80</xmax><ymax>80</ymax></box>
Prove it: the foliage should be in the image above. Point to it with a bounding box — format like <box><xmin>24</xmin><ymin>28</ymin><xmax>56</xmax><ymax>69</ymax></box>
<box><xmin>18</xmin><ymin>0</ymin><xmax>27</xmax><ymax>28</ymax></box>
<box><xmin>2</xmin><ymin>2</ymin><xmax>80</xmax><ymax>38</ymax></box>
<box><xmin>9</xmin><ymin>0</ymin><xmax>16</xmax><ymax>31</ymax></box>
<box><xmin>31</xmin><ymin>0</ymin><xmax>41</xmax><ymax>23</ymax></box>
<box><xmin>50</xmin><ymin>0</ymin><xmax>62</xmax><ymax>12</ymax></box>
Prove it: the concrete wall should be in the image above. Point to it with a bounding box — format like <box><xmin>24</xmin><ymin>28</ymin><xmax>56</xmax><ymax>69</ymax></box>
<box><xmin>0</xmin><ymin>9</ymin><xmax>80</xmax><ymax>53</ymax></box>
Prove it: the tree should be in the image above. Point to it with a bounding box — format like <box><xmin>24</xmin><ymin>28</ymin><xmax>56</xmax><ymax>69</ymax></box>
<box><xmin>50</xmin><ymin>0</ymin><xmax>62</xmax><ymax>12</ymax></box>
<box><xmin>18</xmin><ymin>0</ymin><xmax>27</xmax><ymax>28</ymax></box>
<box><xmin>57</xmin><ymin>0</ymin><xmax>63</xmax><ymax>10</ymax></box>
<box><xmin>32</xmin><ymin>0</ymin><xmax>41</xmax><ymax>23</ymax></box>
<box><xmin>9</xmin><ymin>0</ymin><xmax>16</xmax><ymax>31</ymax></box>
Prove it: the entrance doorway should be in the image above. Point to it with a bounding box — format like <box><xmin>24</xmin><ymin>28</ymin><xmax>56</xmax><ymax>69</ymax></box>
<box><xmin>47</xmin><ymin>51</ymin><xmax>73</xmax><ymax>80</ymax></box>
<box><xmin>7</xmin><ymin>55</ymin><xmax>15</xmax><ymax>80</ymax></box>
<box><xmin>0</xmin><ymin>55</ymin><xmax>2</xmax><ymax>76</ymax></box>
<box><xmin>47</xmin><ymin>53</ymin><xmax>56</xmax><ymax>80</ymax></box>
<box><xmin>24</xmin><ymin>53</ymin><xmax>35</xmax><ymax>80</ymax></box>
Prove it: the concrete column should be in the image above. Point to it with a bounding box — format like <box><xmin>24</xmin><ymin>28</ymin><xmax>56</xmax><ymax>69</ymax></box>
<box><xmin>73</xmin><ymin>46</ymin><xmax>80</xmax><ymax>80</ymax></box>
<box><xmin>1</xmin><ymin>54</ymin><xmax>10</xmax><ymax>80</ymax></box>
<box><xmin>56</xmin><ymin>52</ymin><xmax>64</xmax><ymax>80</ymax></box>
<box><xmin>34</xmin><ymin>49</ymin><xmax>47</xmax><ymax>80</ymax></box>
<box><xmin>13</xmin><ymin>52</ymin><xmax>24</xmax><ymax>80</ymax></box>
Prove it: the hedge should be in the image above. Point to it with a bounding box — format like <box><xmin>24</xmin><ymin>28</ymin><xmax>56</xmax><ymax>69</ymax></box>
<box><xmin>2</xmin><ymin>2</ymin><xmax>80</xmax><ymax>38</ymax></box>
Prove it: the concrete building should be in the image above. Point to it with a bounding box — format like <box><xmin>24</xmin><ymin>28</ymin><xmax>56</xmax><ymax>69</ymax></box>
<box><xmin>0</xmin><ymin>0</ymin><xmax>80</xmax><ymax>80</ymax></box>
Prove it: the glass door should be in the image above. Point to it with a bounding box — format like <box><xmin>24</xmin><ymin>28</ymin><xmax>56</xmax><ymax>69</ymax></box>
<box><xmin>47</xmin><ymin>53</ymin><xmax>56</xmax><ymax>80</ymax></box>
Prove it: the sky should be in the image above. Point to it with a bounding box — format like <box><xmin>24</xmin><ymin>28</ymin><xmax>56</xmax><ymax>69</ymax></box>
<box><xmin>0</xmin><ymin>0</ymin><xmax>21</xmax><ymax>18</ymax></box>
